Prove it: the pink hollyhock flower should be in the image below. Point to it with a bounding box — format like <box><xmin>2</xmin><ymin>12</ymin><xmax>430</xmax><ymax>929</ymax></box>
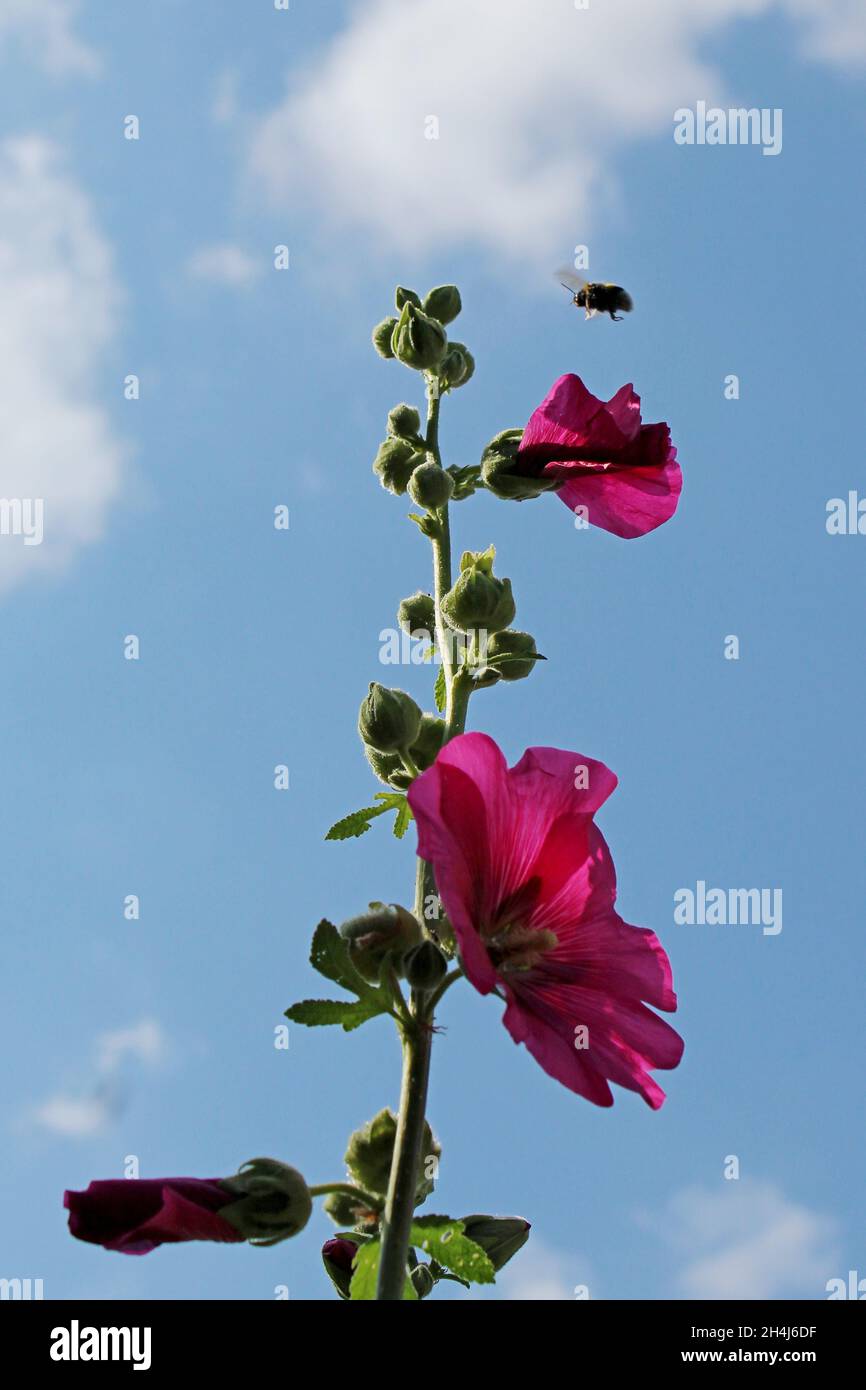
<box><xmin>65</xmin><ymin>1177</ymin><xmax>244</xmax><ymax>1255</ymax></box>
<box><xmin>408</xmin><ymin>733</ymin><xmax>683</xmax><ymax>1108</ymax></box>
<box><xmin>517</xmin><ymin>374</ymin><xmax>682</xmax><ymax>538</ymax></box>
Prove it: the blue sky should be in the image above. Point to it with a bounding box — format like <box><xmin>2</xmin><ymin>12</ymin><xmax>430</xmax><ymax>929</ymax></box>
<box><xmin>1</xmin><ymin>0</ymin><xmax>864</xmax><ymax>1300</ymax></box>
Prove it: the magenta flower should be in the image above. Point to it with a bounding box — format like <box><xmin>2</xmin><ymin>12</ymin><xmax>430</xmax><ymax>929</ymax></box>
<box><xmin>408</xmin><ymin>733</ymin><xmax>683</xmax><ymax>1108</ymax></box>
<box><xmin>517</xmin><ymin>374</ymin><xmax>682</xmax><ymax>538</ymax></box>
<box><xmin>64</xmin><ymin>1178</ymin><xmax>244</xmax><ymax>1255</ymax></box>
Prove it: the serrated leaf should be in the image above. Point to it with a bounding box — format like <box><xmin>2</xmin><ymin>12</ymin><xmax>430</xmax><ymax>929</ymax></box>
<box><xmin>434</xmin><ymin>665</ymin><xmax>447</xmax><ymax>713</ymax></box>
<box><xmin>284</xmin><ymin>997</ymin><xmax>385</xmax><ymax>1031</ymax></box>
<box><xmin>409</xmin><ymin>1217</ymin><xmax>496</xmax><ymax>1285</ymax></box>
<box><xmin>392</xmin><ymin>800</ymin><xmax>413</xmax><ymax>839</ymax></box>
<box><xmin>349</xmin><ymin>1239</ymin><xmax>418</xmax><ymax>1301</ymax></box>
<box><xmin>325</xmin><ymin>802</ymin><xmax>392</xmax><ymax>841</ymax></box>
<box><xmin>308</xmin><ymin>919</ymin><xmax>384</xmax><ymax>1004</ymax></box>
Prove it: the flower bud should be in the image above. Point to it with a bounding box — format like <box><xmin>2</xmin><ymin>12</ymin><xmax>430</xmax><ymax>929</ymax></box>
<box><xmin>372</xmin><ymin>438</ymin><xmax>420</xmax><ymax>495</ymax></box>
<box><xmin>345</xmin><ymin>1108</ymin><xmax>441</xmax><ymax>1201</ymax></box>
<box><xmin>460</xmin><ymin>1214</ymin><xmax>531</xmax><ymax>1270</ymax></box>
<box><xmin>395</xmin><ymin>286</ymin><xmax>422</xmax><ymax>311</ymax></box>
<box><xmin>481</xmin><ymin>428</ymin><xmax>558</xmax><ymax>501</ymax></box>
<box><xmin>387</xmin><ymin>402</ymin><xmax>422</xmax><ymax>440</ymax></box>
<box><xmin>358</xmin><ymin>683</ymin><xmax>422</xmax><ymax>753</ymax></box>
<box><xmin>364</xmin><ymin>712</ymin><xmax>444</xmax><ymax>789</ymax></box>
<box><xmin>440</xmin><ymin>341</ymin><xmax>475</xmax><ymax>391</ymax></box>
<box><xmin>422</xmin><ymin>284</ymin><xmax>462</xmax><ymax>325</ymax></box>
<box><xmin>485</xmin><ymin>629</ymin><xmax>539</xmax><ymax>681</ymax></box>
<box><xmin>372</xmin><ymin>317</ymin><xmax>398</xmax><ymax>359</ymax></box>
<box><xmin>412</xmin><ymin>713</ymin><xmax>445</xmax><ymax>768</ymax></box>
<box><xmin>340</xmin><ymin>904</ymin><xmax>423</xmax><ymax>983</ymax></box>
<box><xmin>219</xmin><ymin>1158</ymin><xmax>312</xmax><ymax>1247</ymax></box>
<box><xmin>321</xmin><ymin>1237</ymin><xmax>358</xmax><ymax>1299</ymax></box>
<box><xmin>441</xmin><ymin>569</ymin><xmax>516</xmax><ymax>635</ymax></box>
<box><xmin>391</xmin><ymin>301</ymin><xmax>448</xmax><ymax>372</ymax></box>
<box><xmin>403</xmin><ymin>939</ymin><xmax>448</xmax><ymax>992</ymax></box>
<box><xmin>410</xmin><ymin>1262</ymin><xmax>436</xmax><ymax>1298</ymax></box>
<box><xmin>322</xmin><ymin>1189</ymin><xmax>380</xmax><ymax>1231</ymax></box>
<box><xmin>408</xmin><ymin>460</ymin><xmax>454</xmax><ymax>509</ymax></box>
<box><xmin>397</xmin><ymin>590</ymin><xmax>436</xmax><ymax>637</ymax></box>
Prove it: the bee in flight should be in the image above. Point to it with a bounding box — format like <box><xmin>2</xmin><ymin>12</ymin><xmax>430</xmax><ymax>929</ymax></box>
<box><xmin>557</xmin><ymin>269</ymin><xmax>633</xmax><ymax>322</ymax></box>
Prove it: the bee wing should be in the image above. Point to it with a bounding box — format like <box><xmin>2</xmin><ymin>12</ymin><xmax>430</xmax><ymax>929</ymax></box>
<box><xmin>555</xmin><ymin>267</ymin><xmax>588</xmax><ymax>293</ymax></box>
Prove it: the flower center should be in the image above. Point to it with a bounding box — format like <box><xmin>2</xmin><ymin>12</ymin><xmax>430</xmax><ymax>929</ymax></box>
<box><xmin>484</xmin><ymin>921</ymin><xmax>558</xmax><ymax>974</ymax></box>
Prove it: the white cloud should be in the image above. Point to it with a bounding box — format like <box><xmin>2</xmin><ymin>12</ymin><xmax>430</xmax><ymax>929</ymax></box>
<box><xmin>95</xmin><ymin>1019</ymin><xmax>166</xmax><ymax>1074</ymax></box>
<box><xmin>30</xmin><ymin>1019</ymin><xmax>166</xmax><ymax>1139</ymax></box>
<box><xmin>0</xmin><ymin>136</ymin><xmax>125</xmax><ymax>596</ymax></box>
<box><xmin>186</xmin><ymin>241</ymin><xmax>262</xmax><ymax>288</ymax></box>
<box><xmin>652</xmin><ymin>1179</ymin><xmax>838</xmax><ymax>1299</ymax></box>
<box><xmin>249</xmin><ymin>0</ymin><xmax>866</xmax><ymax>270</ymax></box>
<box><xmin>0</xmin><ymin>0</ymin><xmax>99</xmax><ymax>76</ymax></box>
<box><xmin>497</xmin><ymin>1237</ymin><xmax>593</xmax><ymax>1301</ymax></box>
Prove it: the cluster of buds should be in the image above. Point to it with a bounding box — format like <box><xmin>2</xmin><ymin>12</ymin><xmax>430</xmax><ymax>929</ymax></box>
<box><xmin>372</xmin><ymin>285</ymin><xmax>475</xmax><ymax>503</ymax></box>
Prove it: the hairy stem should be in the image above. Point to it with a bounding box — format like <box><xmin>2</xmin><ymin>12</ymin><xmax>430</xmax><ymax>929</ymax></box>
<box><xmin>375</xmin><ymin>1008</ymin><xmax>433</xmax><ymax>1299</ymax></box>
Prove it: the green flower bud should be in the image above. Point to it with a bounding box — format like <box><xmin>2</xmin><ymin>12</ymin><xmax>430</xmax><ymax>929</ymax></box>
<box><xmin>410</xmin><ymin>1262</ymin><xmax>436</xmax><ymax>1299</ymax></box>
<box><xmin>322</xmin><ymin>1191</ymin><xmax>380</xmax><ymax>1232</ymax></box>
<box><xmin>345</xmin><ymin>1108</ymin><xmax>441</xmax><ymax>1202</ymax></box>
<box><xmin>358</xmin><ymin>682</ymin><xmax>422</xmax><ymax>753</ymax></box>
<box><xmin>395</xmin><ymin>286</ymin><xmax>422</xmax><ymax>311</ymax></box>
<box><xmin>372</xmin><ymin>317</ymin><xmax>398</xmax><ymax>359</ymax></box>
<box><xmin>219</xmin><ymin>1159</ymin><xmax>312</xmax><ymax>1247</ymax></box>
<box><xmin>397</xmin><ymin>590</ymin><xmax>436</xmax><ymax>637</ymax></box>
<box><xmin>391</xmin><ymin>301</ymin><xmax>448</xmax><ymax>372</ymax></box>
<box><xmin>459</xmin><ymin>544</ymin><xmax>496</xmax><ymax>574</ymax></box>
<box><xmin>422</xmin><ymin>284</ymin><xmax>462</xmax><ymax>325</ymax></box>
<box><xmin>387</xmin><ymin>402</ymin><xmax>422</xmax><ymax>440</ymax></box>
<box><xmin>364</xmin><ymin>743</ymin><xmax>411</xmax><ymax>791</ymax></box>
<box><xmin>372</xmin><ymin>438</ymin><xmax>420</xmax><ymax>495</ymax></box>
<box><xmin>480</xmin><ymin>428</ymin><xmax>558</xmax><ymax>501</ymax></box>
<box><xmin>412</xmin><ymin>713</ymin><xmax>445</xmax><ymax>768</ymax></box>
<box><xmin>364</xmin><ymin>713</ymin><xmax>444</xmax><ymax>789</ymax></box>
<box><xmin>340</xmin><ymin>903</ymin><xmax>423</xmax><ymax>983</ymax></box>
<box><xmin>440</xmin><ymin>341</ymin><xmax>475</xmax><ymax>391</ymax></box>
<box><xmin>403</xmin><ymin>939</ymin><xmax>448</xmax><ymax>992</ymax></box>
<box><xmin>460</xmin><ymin>1214</ymin><xmax>531</xmax><ymax>1271</ymax></box>
<box><xmin>408</xmin><ymin>460</ymin><xmax>454</xmax><ymax>509</ymax></box>
<box><xmin>485</xmin><ymin>629</ymin><xmax>539</xmax><ymax>681</ymax></box>
<box><xmin>441</xmin><ymin>569</ymin><xmax>516</xmax><ymax>636</ymax></box>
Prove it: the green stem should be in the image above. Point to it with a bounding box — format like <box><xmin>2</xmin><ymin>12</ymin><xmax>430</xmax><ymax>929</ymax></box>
<box><xmin>308</xmin><ymin>1181</ymin><xmax>382</xmax><ymax>1210</ymax></box>
<box><xmin>375</xmin><ymin>1008</ymin><xmax>433</xmax><ymax>1300</ymax></box>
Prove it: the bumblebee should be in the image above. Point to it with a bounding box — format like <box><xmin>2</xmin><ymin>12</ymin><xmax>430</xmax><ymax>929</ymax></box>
<box><xmin>557</xmin><ymin>270</ymin><xmax>633</xmax><ymax>321</ymax></box>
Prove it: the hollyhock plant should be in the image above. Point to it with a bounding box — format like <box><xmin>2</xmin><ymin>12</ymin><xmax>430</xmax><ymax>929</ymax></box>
<box><xmin>408</xmin><ymin>733</ymin><xmax>683</xmax><ymax>1108</ymax></box>
<box><xmin>482</xmin><ymin>373</ymin><xmax>682</xmax><ymax>538</ymax></box>
<box><xmin>65</xmin><ymin>282</ymin><xmax>685</xmax><ymax>1301</ymax></box>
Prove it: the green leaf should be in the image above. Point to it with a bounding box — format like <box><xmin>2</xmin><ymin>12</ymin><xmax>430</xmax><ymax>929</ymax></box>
<box><xmin>308</xmin><ymin>919</ymin><xmax>385</xmax><ymax>1004</ymax></box>
<box><xmin>434</xmin><ymin>665</ymin><xmax>447</xmax><ymax>713</ymax></box>
<box><xmin>325</xmin><ymin>802</ymin><xmax>392</xmax><ymax>841</ymax></box>
<box><xmin>349</xmin><ymin>1239</ymin><xmax>418</xmax><ymax>1301</ymax></box>
<box><xmin>392</xmin><ymin>799</ymin><xmax>413</xmax><ymax>839</ymax></box>
<box><xmin>284</xmin><ymin>997</ymin><xmax>386</xmax><ymax>1032</ymax></box>
<box><xmin>409</xmin><ymin>1217</ymin><xmax>496</xmax><ymax>1285</ymax></box>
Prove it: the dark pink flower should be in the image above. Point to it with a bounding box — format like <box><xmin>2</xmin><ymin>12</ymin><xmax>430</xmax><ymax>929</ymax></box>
<box><xmin>64</xmin><ymin>1178</ymin><xmax>244</xmax><ymax>1255</ymax></box>
<box><xmin>408</xmin><ymin>733</ymin><xmax>683</xmax><ymax>1108</ymax></box>
<box><xmin>517</xmin><ymin>374</ymin><xmax>682</xmax><ymax>538</ymax></box>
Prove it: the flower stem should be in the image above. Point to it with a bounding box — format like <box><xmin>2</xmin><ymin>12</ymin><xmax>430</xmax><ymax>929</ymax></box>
<box><xmin>375</xmin><ymin>1006</ymin><xmax>432</xmax><ymax>1300</ymax></box>
<box><xmin>308</xmin><ymin>1181</ymin><xmax>382</xmax><ymax>1210</ymax></box>
<box><xmin>376</xmin><ymin>373</ymin><xmax>453</xmax><ymax>1301</ymax></box>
